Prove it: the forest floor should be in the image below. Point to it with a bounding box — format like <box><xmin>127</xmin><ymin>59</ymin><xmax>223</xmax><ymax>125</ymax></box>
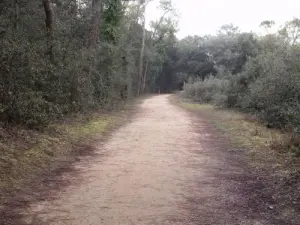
<box><xmin>2</xmin><ymin>94</ymin><xmax>299</xmax><ymax>225</ymax></box>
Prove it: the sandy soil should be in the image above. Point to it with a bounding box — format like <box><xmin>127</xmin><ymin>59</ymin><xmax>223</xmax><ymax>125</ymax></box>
<box><xmin>19</xmin><ymin>95</ymin><xmax>281</xmax><ymax>225</ymax></box>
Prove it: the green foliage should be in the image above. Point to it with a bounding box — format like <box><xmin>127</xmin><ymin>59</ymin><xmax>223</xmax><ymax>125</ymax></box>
<box><xmin>183</xmin><ymin>76</ymin><xmax>230</xmax><ymax>105</ymax></box>
<box><xmin>177</xmin><ymin>36</ymin><xmax>216</xmax><ymax>80</ymax></box>
<box><xmin>0</xmin><ymin>0</ymin><xmax>173</xmax><ymax>127</ymax></box>
<box><xmin>182</xmin><ymin>19</ymin><xmax>300</xmax><ymax>135</ymax></box>
<box><xmin>102</xmin><ymin>0</ymin><xmax>123</xmax><ymax>43</ymax></box>
<box><xmin>8</xmin><ymin>0</ymin><xmax>300</xmax><ymax>137</ymax></box>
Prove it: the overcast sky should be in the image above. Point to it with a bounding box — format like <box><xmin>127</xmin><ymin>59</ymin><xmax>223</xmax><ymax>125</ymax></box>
<box><xmin>145</xmin><ymin>0</ymin><xmax>299</xmax><ymax>39</ymax></box>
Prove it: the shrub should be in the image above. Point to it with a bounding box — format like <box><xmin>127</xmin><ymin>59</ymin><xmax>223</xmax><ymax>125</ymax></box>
<box><xmin>183</xmin><ymin>50</ymin><xmax>300</xmax><ymax>135</ymax></box>
<box><xmin>245</xmin><ymin>70</ymin><xmax>300</xmax><ymax>133</ymax></box>
<box><xmin>183</xmin><ymin>76</ymin><xmax>230</xmax><ymax>106</ymax></box>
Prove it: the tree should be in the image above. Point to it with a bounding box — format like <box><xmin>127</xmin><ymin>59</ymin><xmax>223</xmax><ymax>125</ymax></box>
<box><xmin>218</xmin><ymin>24</ymin><xmax>239</xmax><ymax>36</ymax></box>
<box><xmin>43</xmin><ymin>0</ymin><xmax>55</xmax><ymax>61</ymax></box>
<box><xmin>13</xmin><ymin>0</ymin><xmax>20</xmax><ymax>29</ymax></box>
<box><xmin>139</xmin><ymin>0</ymin><xmax>177</xmax><ymax>94</ymax></box>
<box><xmin>0</xmin><ymin>0</ymin><xmax>180</xmax><ymax>126</ymax></box>
<box><xmin>88</xmin><ymin>0</ymin><xmax>103</xmax><ymax>48</ymax></box>
<box><xmin>279</xmin><ymin>18</ymin><xmax>300</xmax><ymax>45</ymax></box>
<box><xmin>260</xmin><ymin>20</ymin><xmax>275</xmax><ymax>33</ymax></box>
<box><xmin>177</xmin><ymin>35</ymin><xmax>216</xmax><ymax>80</ymax></box>
<box><xmin>137</xmin><ymin>0</ymin><xmax>152</xmax><ymax>96</ymax></box>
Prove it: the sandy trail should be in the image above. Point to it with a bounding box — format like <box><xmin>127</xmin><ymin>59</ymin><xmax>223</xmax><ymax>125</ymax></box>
<box><xmin>21</xmin><ymin>95</ymin><xmax>270</xmax><ymax>225</ymax></box>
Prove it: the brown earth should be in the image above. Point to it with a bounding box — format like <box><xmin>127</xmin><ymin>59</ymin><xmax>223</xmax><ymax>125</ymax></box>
<box><xmin>4</xmin><ymin>95</ymin><xmax>294</xmax><ymax>225</ymax></box>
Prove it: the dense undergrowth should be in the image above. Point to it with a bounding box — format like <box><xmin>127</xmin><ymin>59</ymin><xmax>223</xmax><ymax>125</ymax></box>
<box><xmin>180</xmin><ymin>21</ymin><xmax>300</xmax><ymax>156</ymax></box>
<box><xmin>0</xmin><ymin>0</ymin><xmax>179</xmax><ymax>128</ymax></box>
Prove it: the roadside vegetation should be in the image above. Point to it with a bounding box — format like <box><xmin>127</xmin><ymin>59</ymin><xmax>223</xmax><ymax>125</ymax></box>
<box><xmin>1</xmin><ymin>0</ymin><xmax>300</xmax><ymax>222</ymax></box>
<box><xmin>174</xmin><ymin>97</ymin><xmax>300</xmax><ymax>224</ymax></box>
<box><xmin>177</xmin><ymin>20</ymin><xmax>300</xmax><ymax>223</ymax></box>
<box><xmin>180</xmin><ymin>21</ymin><xmax>300</xmax><ymax>157</ymax></box>
<box><xmin>0</xmin><ymin>0</ymin><xmax>178</xmax><ymax>211</ymax></box>
<box><xmin>0</xmin><ymin>0</ymin><xmax>178</xmax><ymax>128</ymax></box>
<box><xmin>0</xmin><ymin>99</ymin><xmax>139</xmax><ymax>208</ymax></box>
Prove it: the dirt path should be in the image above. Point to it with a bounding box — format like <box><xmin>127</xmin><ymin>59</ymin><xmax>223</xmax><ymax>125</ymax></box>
<box><xmin>20</xmin><ymin>95</ymin><xmax>277</xmax><ymax>225</ymax></box>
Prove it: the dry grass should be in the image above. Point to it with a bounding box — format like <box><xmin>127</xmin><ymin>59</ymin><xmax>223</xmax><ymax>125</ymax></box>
<box><xmin>0</xmin><ymin>97</ymin><xmax>140</xmax><ymax>203</ymax></box>
<box><xmin>179</xmin><ymin>99</ymin><xmax>295</xmax><ymax>158</ymax></box>
<box><xmin>178</xmin><ymin>98</ymin><xmax>300</xmax><ymax>168</ymax></box>
<box><xmin>0</xmin><ymin>115</ymin><xmax>109</xmax><ymax>194</ymax></box>
<box><xmin>173</xmin><ymin>95</ymin><xmax>300</xmax><ymax>224</ymax></box>
<box><xmin>270</xmin><ymin>134</ymin><xmax>300</xmax><ymax>157</ymax></box>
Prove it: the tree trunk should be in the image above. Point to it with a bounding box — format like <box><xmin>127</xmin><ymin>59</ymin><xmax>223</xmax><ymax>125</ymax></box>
<box><xmin>138</xmin><ymin>5</ymin><xmax>169</xmax><ymax>94</ymax></box>
<box><xmin>137</xmin><ymin>11</ymin><xmax>146</xmax><ymax>96</ymax></box>
<box><xmin>13</xmin><ymin>0</ymin><xmax>20</xmax><ymax>29</ymax></box>
<box><xmin>141</xmin><ymin>60</ymin><xmax>148</xmax><ymax>93</ymax></box>
<box><xmin>43</xmin><ymin>0</ymin><xmax>55</xmax><ymax>61</ymax></box>
<box><xmin>88</xmin><ymin>0</ymin><xmax>103</xmax><ymax>49</ymax></box>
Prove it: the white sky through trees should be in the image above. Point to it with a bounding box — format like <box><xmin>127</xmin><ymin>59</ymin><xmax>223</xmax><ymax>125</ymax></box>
<box><xmin>145</xmin><ymin>0</ymin><xmax>300</xmax><ymax>39</ymax></box>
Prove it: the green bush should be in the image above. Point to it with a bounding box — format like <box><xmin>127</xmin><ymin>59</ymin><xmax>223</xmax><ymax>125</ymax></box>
<box><xmin>244</xmin><ymin>70</ymin><xmax>300</xmax><ymax>133</ymax></box>
<box><xmin>0</xmin><ymin>1</ymin><xmax>147</xmax><ymax>128</ymax></box>
<box><xmin>183</xmin><ymin>76</ymin><xmax>230</xmax><ymax>106</ymax></box>
<box><xmin>183</xmin><ymin>44</ymin><xmax>300</xmax><ymax>134</ymax></box>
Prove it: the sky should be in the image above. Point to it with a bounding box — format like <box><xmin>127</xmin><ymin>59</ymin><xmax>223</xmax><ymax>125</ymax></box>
<box><xmin>145</xmin><ymin>0</ymin><xmax>300</xmax><ymax>39</ymax></box>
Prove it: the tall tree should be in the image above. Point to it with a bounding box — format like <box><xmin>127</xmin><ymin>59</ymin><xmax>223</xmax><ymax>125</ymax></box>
<box><xmin>140</xmin><ymin>0</ymin><xmax>176</xmax><ymax>94</ymax></box>
<box><xmin>280</xmin><ymin>18</ymin><xmax>300</xmax><ymax>46</ymax></box>
<box><xmin>43</xmin><ymin>0</ymin><xmax>55</xmax><ymax>61</ymax></box>
<box><xmin>13</xmin><ymin>0</ymin><xmax>20</xmax><ymax>29</ymax></box>
<box><xmin>88</xmin><ymin>0</ymin><xmax>103</xmax><ymax>48</ymax></box>
<box><xmin>137</xmin><ymin>0</ymin><xmax>150</xmax><ymax>96</ymax></box>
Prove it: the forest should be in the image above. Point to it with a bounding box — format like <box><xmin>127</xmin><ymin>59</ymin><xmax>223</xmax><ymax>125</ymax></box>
<box><xmin>1</xmin><ymin>0</ymin><xmax>300</xmax><ymax>140</ymax></box>
<box><xmin>0</xmin><ymin>0</ymin><xmax>179</xmax><ymax>128</ymax></box>
<box><xmin>1</xmin><ymin>1</ymin><xmax>300</xmax><ymax>224</ymax></box>
<box><xmin>181</xmin><ymin>20</ymin><xmax>300</xmax><ymax>150</ymax></box>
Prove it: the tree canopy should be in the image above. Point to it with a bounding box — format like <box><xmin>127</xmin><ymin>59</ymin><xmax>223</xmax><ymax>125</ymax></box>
<box><xmin>1</xmin><ymin>1</ymin><xmax>300</xmax><ymax>135</ymax></box>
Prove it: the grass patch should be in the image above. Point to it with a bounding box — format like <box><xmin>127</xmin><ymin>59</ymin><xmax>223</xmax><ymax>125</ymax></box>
<box><xmin>0</xmin><ymin>99</ymin><xmax>138</xmax><ymax>200</ymax></box>
<box><xmin>173</xmin><ymin>95</ymin><xmax>300</xmax><ymax>179</ymax></box>
<box><xmin>178</xmin><ymin>98</ymin><xmax>295</xmax><ymax>158</ymax></box>
<box><xmin>174</xmin><ymin>95</ymin><xmax>300</xmax><ymax>224</ymax></box>
<box><xmin>0</xmin><ymin>116</ymin><xmax>109</xmax><ymax>194</ymax></box>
